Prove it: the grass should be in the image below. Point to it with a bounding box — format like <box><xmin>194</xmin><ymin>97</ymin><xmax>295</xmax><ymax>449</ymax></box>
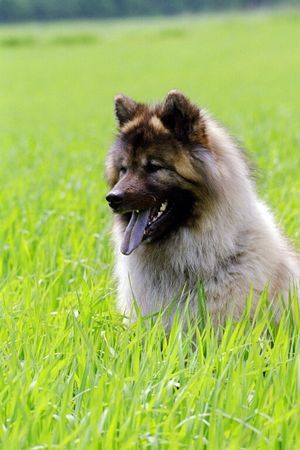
<box><xmin>0</xmin><ymin>8</ymin><xmax>300</xmax><ymax>449</ymax></box>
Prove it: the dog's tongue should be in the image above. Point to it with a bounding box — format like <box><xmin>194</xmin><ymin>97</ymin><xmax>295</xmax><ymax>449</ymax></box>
<box><xmin>121</xmin><ymin>209</ymin><xmax>150</xmax><ymax>255</ymax></box>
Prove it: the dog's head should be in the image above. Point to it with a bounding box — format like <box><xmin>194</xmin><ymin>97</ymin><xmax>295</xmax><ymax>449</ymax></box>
<box><xmin>106</xmin><ymin>90</ymin><xmax>217</xmax><ymax>255</ymax></box>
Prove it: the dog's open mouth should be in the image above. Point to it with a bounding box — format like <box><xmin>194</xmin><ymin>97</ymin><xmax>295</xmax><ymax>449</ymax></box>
<box><xmin>121</xmin><ymin>200</ymin><xmax>171</xmax><ymax>255</ymax></box>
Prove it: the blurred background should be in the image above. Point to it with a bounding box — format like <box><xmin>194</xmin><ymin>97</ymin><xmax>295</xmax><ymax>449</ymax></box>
<box><xmin>0</xmin><ymin>0</ymin><xmax>298</xmax><ymax>21</ymax></box>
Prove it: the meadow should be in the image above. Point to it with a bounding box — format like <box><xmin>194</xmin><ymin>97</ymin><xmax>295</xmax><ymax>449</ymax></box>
<box><xmin>0</xmin><ymin>9</ymin><xmax>300</xmax><ymax>449</ymax></box>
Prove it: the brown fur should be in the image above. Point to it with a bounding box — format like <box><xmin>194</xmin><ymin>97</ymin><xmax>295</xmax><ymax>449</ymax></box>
<box><xmin>106</xmin><ymin>90</ymin><xmax>300</xmax><ymax>327</ymax></box>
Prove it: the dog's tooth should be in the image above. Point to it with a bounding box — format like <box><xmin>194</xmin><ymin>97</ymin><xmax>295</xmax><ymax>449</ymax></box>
<box><xmin>160</xmin><ymin>201</ymin><xmax>167</xmax><ymax>212</ymax></box>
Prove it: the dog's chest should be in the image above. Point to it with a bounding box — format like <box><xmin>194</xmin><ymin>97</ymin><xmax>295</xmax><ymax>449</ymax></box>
<box><xmin>118</xmin><ymin>245</ymin><xmax>199</xmax><ymax>316</ymax></box>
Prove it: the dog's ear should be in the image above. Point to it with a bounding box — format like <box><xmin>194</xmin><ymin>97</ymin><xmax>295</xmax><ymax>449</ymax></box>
<box><xmin>160</xmin><ymin>90</ymin><xmax>202</xmax><ymax>143</ymax></box>
<box><xmin>114</xmin><ymin>94</ymin><xmax>138</xmax><ymax>127</ymax></box>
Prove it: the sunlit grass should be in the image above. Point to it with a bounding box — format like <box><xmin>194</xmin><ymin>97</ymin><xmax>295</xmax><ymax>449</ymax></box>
<box><xmin>0</xmin><ymin>9</ymin><xmax>299</xmax><ymax>449</ymax></box>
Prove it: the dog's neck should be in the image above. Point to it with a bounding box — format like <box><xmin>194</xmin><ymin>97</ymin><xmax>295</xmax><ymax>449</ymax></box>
<box><xmin>118</xmin><ymin>186</ymin><xmax>259</xmax><ymax>281</ymax></box>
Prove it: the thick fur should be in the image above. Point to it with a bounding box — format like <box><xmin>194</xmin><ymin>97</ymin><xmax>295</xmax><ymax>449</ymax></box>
<box><xmin>106</xmin><ymin>91</ymin><xmax>300</xmax><ymax>326</ymax></box>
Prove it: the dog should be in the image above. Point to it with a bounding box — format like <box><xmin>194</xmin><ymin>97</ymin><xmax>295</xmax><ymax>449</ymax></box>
<box><xmin>106</xmin><ymin>90</ymin><xmax>300</xmax><ymax>326</ymax></box>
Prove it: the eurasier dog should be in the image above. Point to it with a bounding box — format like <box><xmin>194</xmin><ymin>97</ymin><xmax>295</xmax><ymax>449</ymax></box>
<box><xmin>106</xmin><ymin>90</ymin><xmax>299</xmax><ymax>326</ymax></box>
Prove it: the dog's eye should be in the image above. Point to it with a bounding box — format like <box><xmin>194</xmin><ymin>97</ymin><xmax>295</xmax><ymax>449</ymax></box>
<box><xmin>145</xmin><ymin>162</ymin><xmax>163</xmax><ymax>173</ymax></box>
<box><xmin>119</xmin><ymin>166</ymin><xmax>127</xmax><ymax>175</ymax></box>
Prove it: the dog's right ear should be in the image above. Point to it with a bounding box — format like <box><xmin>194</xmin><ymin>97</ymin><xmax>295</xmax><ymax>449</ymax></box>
<box><xmin>114</xmin><ymin>94</ymin><xmax>138</xmax><ymax>127</ymax></box>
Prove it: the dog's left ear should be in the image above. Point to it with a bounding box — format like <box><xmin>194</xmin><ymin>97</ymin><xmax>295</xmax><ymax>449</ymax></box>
<box><xmin>160</xmin><ymin>90</ymin><xmax>203</xmax><ymax>143</ymax></box>
<box><xmin>114</xmin><ymin>94</ymin><xmax>139</xmax><ymax>127</ymax></box>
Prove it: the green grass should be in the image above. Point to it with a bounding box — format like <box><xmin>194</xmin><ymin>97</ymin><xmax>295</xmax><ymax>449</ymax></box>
<box><xmin>0</xmin><ymin>9</ymin><xmax>300</xmax><ymax>449</ymax></box>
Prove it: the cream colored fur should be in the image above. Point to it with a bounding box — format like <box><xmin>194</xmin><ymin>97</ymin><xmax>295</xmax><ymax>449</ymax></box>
<box><xmin>111</xmin><ymin>115</ymin><xmax>300</xmax><ymax>325</ymax></box>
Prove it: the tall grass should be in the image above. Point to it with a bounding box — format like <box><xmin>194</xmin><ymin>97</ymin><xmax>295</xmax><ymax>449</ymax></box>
<box><xmin>0</xmin><ymin>9</ymin><xmax>299</xmax><ymax>449</ymax></box>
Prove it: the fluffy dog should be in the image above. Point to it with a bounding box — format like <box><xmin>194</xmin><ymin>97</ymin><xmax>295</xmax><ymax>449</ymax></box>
<box><xmin>106</xmin><ymin>90</ymin><xmax>299</xmax><ymax>325</ymax></box>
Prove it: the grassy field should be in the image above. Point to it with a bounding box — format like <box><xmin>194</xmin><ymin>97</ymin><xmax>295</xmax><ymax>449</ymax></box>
<box><xmin>0</xmin><ymin>9</ymin><xmax>300</xmax><ymax>449</ymax></box>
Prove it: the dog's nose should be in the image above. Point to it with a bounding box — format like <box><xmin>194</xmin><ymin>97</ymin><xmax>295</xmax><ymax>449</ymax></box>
<box><xmin>106</xmin><ymin>191</ymin><xmax>124</xmax><ymax>208</ymax></box>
